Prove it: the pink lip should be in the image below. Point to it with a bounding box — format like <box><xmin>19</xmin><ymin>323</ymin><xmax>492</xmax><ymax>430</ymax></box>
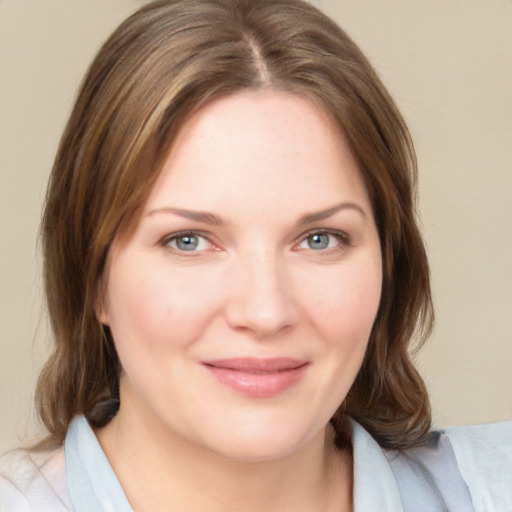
<box><xmin>201</xmin><ymin>358</ymin><xmax>310</xmax><ymax>397</ymax></box>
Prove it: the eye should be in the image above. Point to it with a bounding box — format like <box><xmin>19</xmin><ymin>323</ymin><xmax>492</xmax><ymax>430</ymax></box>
<box><xmin>163</xmin><ymin>232</ymin><xmax>212</xmax><ymax>253</ymax></box>
<box><xmin>296</xmin><ymin>230</ymin><xmax>349</xmax><ymax>252</ymax></box>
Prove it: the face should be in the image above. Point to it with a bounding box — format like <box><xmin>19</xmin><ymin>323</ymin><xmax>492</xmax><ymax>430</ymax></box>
<box><xmin>100</xmin><ymin>91</ymin><xmax>382</xmax><ymax>461</ymax></box>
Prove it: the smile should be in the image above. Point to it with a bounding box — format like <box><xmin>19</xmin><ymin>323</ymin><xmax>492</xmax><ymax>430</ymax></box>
<box><xmin>200</xmin><ymin>358</ymin><xmax>310</xmax><ymax>397</ymax></box>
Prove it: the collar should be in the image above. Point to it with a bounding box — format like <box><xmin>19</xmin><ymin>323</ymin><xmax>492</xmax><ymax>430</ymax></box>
<box><xmin>350</xmin><ymin>419</ymin><xmax>404</xmax><ymax>512</ymax></box>
<box><xmin>65</xmin><ymin>416</ymin><xmax>132</xmax><ymax>512</ymax></box>
<box><xmin>65</xmin><ymin>416</ymin><xmax>404</xmax><ymax>511</ymax></box>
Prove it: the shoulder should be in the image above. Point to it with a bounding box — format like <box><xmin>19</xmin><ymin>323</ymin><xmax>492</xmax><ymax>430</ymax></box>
<box><xmin>0</xmin><ymin>445</ymin><xmax>72</xmax><ymax>512</ymax></box>
<box><xmin>444</xmin><ymin>420</ymin><xmax>512</xmax><ymax>512</ymax></box>
<box><xmin>386</xmin><ymin>420</ymin><xmax>512</xmax><ymax>512</ymax></box>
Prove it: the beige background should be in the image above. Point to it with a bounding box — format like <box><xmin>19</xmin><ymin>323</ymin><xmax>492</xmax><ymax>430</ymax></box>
<box><xmin>1</xmin><ymin>0</ymin><xmax>511</xmax><ymax>453</ymax></box>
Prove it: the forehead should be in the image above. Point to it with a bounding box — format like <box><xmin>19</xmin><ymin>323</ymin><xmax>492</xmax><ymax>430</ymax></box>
<box><xmin>144</xmin><ymin>90</ymin><xmax>371</xmax><ymax>219</ymax></box>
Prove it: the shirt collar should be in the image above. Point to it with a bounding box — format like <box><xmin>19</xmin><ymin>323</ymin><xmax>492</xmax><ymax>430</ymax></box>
<box><xmin>350</xmin><ymin>419</ymin><xmax>404</xmax><ymax>512</ymax></box>
<box><xmin>65</xmin><ymin>415</ymin><xmax>404</xmax><ymax>512</ymax></box>
<box><xmin>65</xmin><ymin>416</ymin><xmax>133</xmax><ymax>512</ymax></box>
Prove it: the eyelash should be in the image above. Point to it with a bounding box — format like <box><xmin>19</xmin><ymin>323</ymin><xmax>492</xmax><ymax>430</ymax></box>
<box><xmin>159</xmin><ymin>229</ymin><xmax>351</xmax><ymax>256</ymax></box>
<box><xmin>296</xmin><ymin>229</ymin><xmax>351</xmax><ymax>253</ymax></box>
<box><xmin>160</xmin><ymin>231</ymin><xmax>214</xmax><ymax>255</ymax></box>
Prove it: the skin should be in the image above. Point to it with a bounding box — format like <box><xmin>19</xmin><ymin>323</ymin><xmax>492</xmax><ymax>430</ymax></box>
<box><xmin>97</xmin><ymin>90</ymin><xmax>383</xmax><ymax>511</ymax></box>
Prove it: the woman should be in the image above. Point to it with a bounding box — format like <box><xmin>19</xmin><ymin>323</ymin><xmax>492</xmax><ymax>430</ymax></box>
<box><xmin>1</xmin><ymin>0</ymin><xmax>510</xmax><ymax>510</ymax></box>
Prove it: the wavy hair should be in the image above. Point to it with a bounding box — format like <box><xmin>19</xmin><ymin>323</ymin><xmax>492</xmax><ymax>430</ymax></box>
<box><xmin>37</xmin><ymin>0</ymin><xmax>434</xmax><ymax>450</ymax></box>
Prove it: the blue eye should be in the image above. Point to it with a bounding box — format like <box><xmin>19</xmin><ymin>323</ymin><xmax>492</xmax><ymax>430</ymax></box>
<box><xmin>297</xmin><ymin>231</ymin><xmax>348</xmax><ymax>251</ymax></box>
<box><xmin>307</xmin><ymin>233</ymin><xmax>331</xmax><ymax>250</ymax></box>
<box><xmin>165</xmin><ymin>233</ymin><xmax>210</xmax><ymax>252</ymax></box>
<box><xmin>175</xmin><ymin>235</ymin><xmax>199</xmax><ymax>251</ymax></box>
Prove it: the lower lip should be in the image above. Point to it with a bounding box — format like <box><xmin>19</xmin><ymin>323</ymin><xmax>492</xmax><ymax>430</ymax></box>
<box><xmin>202</xmin><ymin>364</ymin><xmax>309</xmax><ymax>397</ymax></box>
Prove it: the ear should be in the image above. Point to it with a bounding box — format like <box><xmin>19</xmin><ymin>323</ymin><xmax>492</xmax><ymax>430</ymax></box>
<box><xmin>95</xmin><ymin>286</ymin><xmax>110</xmax><ymax>325</ymax></box>
<box><xmin>96</xmin><ymin>302</ymin><xmax>110</xmax><ymax>325</ymax></box>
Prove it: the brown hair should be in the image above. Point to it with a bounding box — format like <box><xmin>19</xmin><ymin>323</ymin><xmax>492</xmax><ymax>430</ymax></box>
<box><xmin>37</xmin><ymin>0</ymin><xmax>434</xmax><ymax>450</ymax></box>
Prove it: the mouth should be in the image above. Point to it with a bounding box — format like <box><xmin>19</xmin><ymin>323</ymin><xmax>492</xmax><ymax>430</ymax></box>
<box><xmin>200</xmin><ymin>358</ymin><xmax>310</xmax><ymax>397</ymax></box>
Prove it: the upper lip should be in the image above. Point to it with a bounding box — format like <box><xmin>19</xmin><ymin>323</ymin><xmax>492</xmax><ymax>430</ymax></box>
<box><xmin>201</xmin><ymin>358</ymin><xmax>309</xmax><ymax>374</ymax></box>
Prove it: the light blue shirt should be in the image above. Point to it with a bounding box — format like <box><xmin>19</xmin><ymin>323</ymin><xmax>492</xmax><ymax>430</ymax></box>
<box><xmin>1</xmin><ymin>416</ymin><xmax>511</xmax><ymax>511</ymax></box>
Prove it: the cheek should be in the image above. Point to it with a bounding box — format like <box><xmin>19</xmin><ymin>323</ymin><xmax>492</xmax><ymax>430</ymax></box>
<box><xmin>107</xmin><ymin>271</ymin><xmax>168</xmax><ymax>347</ymax></box>
<box><xmin>302</xmin><ymin>259</ymin><xmax>382</xmax><ymax>346</ymax></box>
<box><xmin>105</xmin><ymin>257</ymin><xmax>223</xmax><ymax>355</ymax></box>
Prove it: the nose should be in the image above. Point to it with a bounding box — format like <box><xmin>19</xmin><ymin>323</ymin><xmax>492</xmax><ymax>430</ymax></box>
<box><xmin>224</xmin><ymin>251</ymin><xmax>299</xmax><ymax>338</ymax></box>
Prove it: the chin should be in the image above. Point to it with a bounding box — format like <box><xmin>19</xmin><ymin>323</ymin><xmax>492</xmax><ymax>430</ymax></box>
<box><xmin>194</xmin><ymin>415</ymin><xmax>324</xmax><ymax>463</ymax></box>
<box><xmin>207</xmin><ymin>437</ymin><xmax>308</xmax><ymax>463</ymax></box>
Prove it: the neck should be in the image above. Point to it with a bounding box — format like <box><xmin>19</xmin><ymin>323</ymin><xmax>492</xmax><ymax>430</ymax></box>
<box><xmin>95</xmin><ymin>401</ymin><xmax>353</xmax><ymax>512</ymax></box>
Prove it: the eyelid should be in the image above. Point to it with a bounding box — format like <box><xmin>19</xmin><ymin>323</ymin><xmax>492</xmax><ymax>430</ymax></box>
<box><xmin>158</xmin><ymin>228</ymin><xmax>351</xmax><ymax>255</ymax></box>
<box><xmin>294</xmin><ymin>228</ymin><xmax>352</xmax><ymax>250</ymax></box>
<box><xmin>160</xmin><ymin>230</ymin><xmax>218</xmax><ymax>253</ymax></box>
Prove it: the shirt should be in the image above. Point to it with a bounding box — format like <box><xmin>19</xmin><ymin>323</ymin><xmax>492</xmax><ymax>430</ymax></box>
<box><xmin>1</xmin><ymin>416</ymin><xmax>511</xmax><ymax>511</ymax></box>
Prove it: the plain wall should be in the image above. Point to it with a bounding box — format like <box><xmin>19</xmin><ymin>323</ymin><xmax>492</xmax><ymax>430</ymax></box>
<box><xmin>1</xmin><ymin>0</ymin><xmax>511</xmax><ymax>453</ymax></box>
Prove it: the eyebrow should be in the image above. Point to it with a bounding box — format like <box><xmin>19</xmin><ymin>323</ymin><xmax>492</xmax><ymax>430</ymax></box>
<box><xmin>147</xmin><ymin>201</ymin><xmax>367</xmax><ymax>227</ymax></box>
<box><xmin>147</xmin><ymin>207</ymin><xmax>223</xmax><ymax>225</ymax></box>
<box><xmin>297</xmin><ymin>202</ymin><xmax>367</xmax><ymax>226</ymax></box>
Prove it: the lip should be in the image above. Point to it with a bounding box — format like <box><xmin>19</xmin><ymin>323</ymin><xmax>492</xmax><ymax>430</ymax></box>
<box><xmin>200</xmin><ymin>358</ymin><xmax>310</xmax><ymax>397</ymax></box>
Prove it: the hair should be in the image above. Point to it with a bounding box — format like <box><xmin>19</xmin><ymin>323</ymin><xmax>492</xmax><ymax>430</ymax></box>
<box><xmin>37</xmin><ymin>0</ymin><xmax>434</xmax><ymax>450</ymax></box>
